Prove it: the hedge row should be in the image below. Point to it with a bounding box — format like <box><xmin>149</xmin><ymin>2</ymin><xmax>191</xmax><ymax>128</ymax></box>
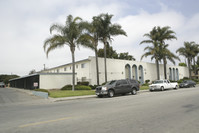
<box><xmin>61</xmin><ymin>85</ymin><xmax>92</xmax><ymax>90</ymax></box>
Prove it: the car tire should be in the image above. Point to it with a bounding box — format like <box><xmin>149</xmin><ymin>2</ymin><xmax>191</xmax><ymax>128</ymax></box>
<box><xmin>97</xmin><ymin>95</ymin><xmax>103</xmax><ymax>98</ymax></box>
<box><xmin>108</xmin><ymin>90</ymin><xmax>114</xmax><ymax>98</ymax></box>
<box><xmin>161</xmin><ymin>86</ymin><xmax>164</xmax><ymax>91</ymax></box>
<box><xmin>174</xmin><ymin>85</ymin><xmax>178</xmax><ymax>90</ymax></box>
<box><xmin>131</xmin><ymin>88</ymin><xmax>137</xmax><ymax>95</ymax></box>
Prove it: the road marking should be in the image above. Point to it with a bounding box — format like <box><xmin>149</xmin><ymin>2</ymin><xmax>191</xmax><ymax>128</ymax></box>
<box><xmin>19</xmin><ymin>117</ymin><xmax>72</xmax><ymax>128</ymax></box>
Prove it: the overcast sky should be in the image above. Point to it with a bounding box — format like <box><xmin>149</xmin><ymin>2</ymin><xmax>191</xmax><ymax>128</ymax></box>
<box><xmin>1</xmin><ymin>0</ymin><xmax>199</xmax><ymax>76</ymax></box>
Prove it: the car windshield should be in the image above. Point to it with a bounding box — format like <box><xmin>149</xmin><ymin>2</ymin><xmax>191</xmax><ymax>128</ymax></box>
<box><xmin>105</xmin><ymin>80</ymin><xmax>116</xmax><ymax>85</ymax></box>
<box><xmin>153</xmin><ymin>80</ymin><xmax>163</xmax><ymax>84</ymax></box>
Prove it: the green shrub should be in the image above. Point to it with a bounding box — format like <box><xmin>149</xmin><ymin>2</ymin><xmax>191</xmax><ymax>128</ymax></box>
<box><xmin>145</xmin><ymin>80</ymin><xmax>150</xmax><ymax>84</ymax></box>
<box><xmin>192</xmin><ymin>79</ymin><xmax>199</xmax><ymax>83</ymax></box>
<box><xmin>183</xmin><ymin>77</ymin><xmax>189</xmax><ymax>80</ymax></box>
<box><xmin>101</xmin><ymin>82</ymin><xmax>107</xmax><ymax>85</ymax></box>
<box><xmin>75</xmin><ymin>85</ymin><xmax>91</xmax><ymax>90</ymax></box>
<box><xmin>61</xmin><ymin>85</ymin><xmax>72</xmax><ymax>90</ymax></box>
<box><xmin>89</xmin><ymin>85</ymin><xmax>99</xmax><ymax>90</ymax></box>
<box><xmin>34</xmin><ymin>89</ymin><xmax>49</xmax><ymax>95</ymax></box>
<box><xmin>177</xmin><ymin>79</ymin><xmax>184</xmax><ymax>84</ymax></box>
<box><xmin>142</xmin><ymin>83</ymin><xmax>149</xmax><ymax>86</ymax></box>
<box><xmin>77</xmin><ymin>82</ymin><xmax>89</xmax><ymax>86</ymax></box>
<box><xmin>61</xmin><ymin>85</ymin><xmax>91</xmax><ymax>90</ymax></box>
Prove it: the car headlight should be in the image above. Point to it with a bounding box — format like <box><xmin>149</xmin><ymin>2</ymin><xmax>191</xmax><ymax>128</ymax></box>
<box><xmin>102</xmin><ymin>87</ymin><xmax>107</xmax><ymax>91</ymax></box>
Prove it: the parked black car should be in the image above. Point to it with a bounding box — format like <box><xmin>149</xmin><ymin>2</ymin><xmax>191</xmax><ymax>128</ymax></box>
<box><xmin>95</xmin><ymin>79</ymin><xmax>140</xmax><ymax>98</ymax></box>
<box><xmin>179</xmin><ymin>80</ymin><xmax>196</xmax><ymax>88</ymax></box>
<box><xmin>0</xmin><ymin>82</ymin><xmax>5</xmax><ymax>88</ymax></box>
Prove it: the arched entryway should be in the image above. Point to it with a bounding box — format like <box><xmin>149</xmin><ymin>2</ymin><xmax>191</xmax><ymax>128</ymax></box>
<box><xmin>132</xmin><ymin>65</ymin><xmax>138</xmax><ymax>80</ymax></box>
<box><xmin>138</xmin><ymin>65</ymin><xmax>144</xmax><ymax>84</ymax></box>
<box><xmin>173</xmin><ymin>68</ymin><xmax>176</xmax><ymax>81</ymax></box>
<box><xmin>169</xmin><ymin>68</ymin><xmax>172</xmax><ymax>80</ymax></box>
<box><xmin>176</xmin><ymin>68</ymin><xmax>179</xmax><ymax>80</ymax></box>
<box><xmin>125</xmin><ymin>64</ymin><xmax>131</xmax><ymax>79</ymax></box>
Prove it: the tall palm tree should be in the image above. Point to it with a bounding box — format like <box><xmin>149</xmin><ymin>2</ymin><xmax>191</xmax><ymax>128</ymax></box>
<box><xmin>191</xmin><ymin>43</ymin><xmax>199</xmax><ymax>75</ymax></box>
<box><xmin>160</xmin><ymin>44</ymin><xmax>180</xmax><ymax>79</ymax></box>
<box><xmin>43</xmin><ymin>15</ymin><xmax>84</xmax><ymax>91</ymax></box>
<box><xmin>157</xmin><ymin>26</ymin><xmax>178</xmax><ymax>79</ymax></box>
<box><xmin>176</xmin><ymin>42</ymin><xmax>196</xmax><ymax>78</ymax></box>
<box><xmin>79</xmin><ymin>18</ymin><xmax>100</xmax><ymax>85</ymax></box>
<box><xmin>140</xmin><ymin>27</ymin><xmax>161</xmax><ymax>80</ymax></box>
<box><xmin>97</xmin><ymin>13</ymin><xmax>127</xmax><ymax>82</ymax></box>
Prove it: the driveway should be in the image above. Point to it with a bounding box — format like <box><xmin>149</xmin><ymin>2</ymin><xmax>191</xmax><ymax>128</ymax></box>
<box><xmin>0</xmin><ymin>87</ymin><xmax>42</xmax><ymax>104</ymax></box>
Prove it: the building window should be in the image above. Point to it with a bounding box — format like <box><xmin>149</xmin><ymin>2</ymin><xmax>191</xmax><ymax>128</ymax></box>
<box><xmin>82</xmin><ymin>77</ymin><xmax>87</xmax><ymax>82</ymax></box>
<box><xmin>76</xmin><ymin>65</ymin><xmax>78</xmax><ymax>69</ymax></box>
<box><xmin>57</xmin><ymin>69</ymin><xmax>59</xmax><ymax>73</ymax></box>
<box><xmin>81</xmin><ymin>63</ymin><xmax>85</xmax><ymax>68</ymax></box>
<box><xmin>64</xmin><ymin>67</ymin><xmax>67</xmax><ymax>71</ymax></box>
<box><xmin>70</xmin><ymin>66</ymin><xmax>71</xmax><ymax>70</ymax></box>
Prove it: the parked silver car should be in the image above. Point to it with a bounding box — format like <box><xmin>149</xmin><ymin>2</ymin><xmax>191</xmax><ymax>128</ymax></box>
<box><xmin>0</xmin><ymin>82</ymin><xmax>5</xmax><ymax>88</ymax></box>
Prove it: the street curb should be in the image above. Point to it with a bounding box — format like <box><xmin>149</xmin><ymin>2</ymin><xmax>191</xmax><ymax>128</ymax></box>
<box><xmin>50</xmin><ymin>89</ymin><xmax>149</xmax><ymax>102</ymax></box>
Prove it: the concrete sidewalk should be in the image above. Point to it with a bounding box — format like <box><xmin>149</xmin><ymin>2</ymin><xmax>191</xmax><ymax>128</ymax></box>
<box><xmin>10</xmin><ymin>87</ymin><xmax>149</xmax><ymax>102</ymax></box>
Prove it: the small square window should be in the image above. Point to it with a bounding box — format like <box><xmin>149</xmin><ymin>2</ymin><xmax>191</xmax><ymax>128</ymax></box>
<box><xmin>81</xmin><ymin>63</ymin><xmax>85</xmax><ymax>68</ymax></box>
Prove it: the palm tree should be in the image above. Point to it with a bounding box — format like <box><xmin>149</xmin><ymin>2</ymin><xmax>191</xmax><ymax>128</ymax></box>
<box><xmin>160</xmin><ymin>44</ymin><xmax>180</xmax><ymax>79</ymax></box>
<box><xmin>96</xmin><ymin>13</ymin><xmax>127</xmax><ymax>82</ymax></box>
<box><xmin>157</xmin><ymin>26</ymin><xmax>179</xmax><ymax>79</ymax></box>
<box><xmin>43</xmin><ymin>15</ymin><xmax>84</xmax><ymax>91</ymax></box>
<box><xmin>79</xmin><ymin>18</ymin><xmax>100</xmax><ymax>85</ymax></box>
<box><xmin>176</xmin><ymin>42</ymin><xmax>196</xmax><ymax>78</ymax></box>
<box><xmin>140</xmin><ymin>27</ymin><xmax>161</xmax><ymax>80</ymax></box>
<box><xmin>191</xmin><ymin>43</ymin><xmax>199</xmax><ymax>75</ymax></box>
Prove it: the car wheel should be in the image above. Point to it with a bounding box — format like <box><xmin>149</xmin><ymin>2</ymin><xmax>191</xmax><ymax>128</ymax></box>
<box><xmin>97</xmin><ymin>95</ymin><xmax>103</xmax><ymax>98</ymax></box>
<box><xmin>150</xmin><ymin>89</ymin><xmax>153</xmax><ymax>92</ymax></box>
<box><xmin>161</xmin><ymin>86</ymin><xmax>164</xmax><ymax>91</ymax></box>
<box><xmin>132</xmin><ymin>88</ymin><xmax>137</xmax><ymax>95</ymax></box>
<box><xmin>174</xmin><ymin>85</ymin><xmax>178</xmax><ymax>90</ymax></box>
<box><xmin>108</xmin><ymin>90</ymin><xmax>114</xmax><ymax>97</ymax></box>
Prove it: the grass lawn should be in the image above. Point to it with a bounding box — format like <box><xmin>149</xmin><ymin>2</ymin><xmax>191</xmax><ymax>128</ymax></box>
<box><xmin>49</xmin><ymin>90</ymin><xmax>95</xmax><ymax>98</ymax></box>
<box><xmin>140</xmin><ymin>85</ymin><xmax>149</xmax><ymax>90</ymax></box>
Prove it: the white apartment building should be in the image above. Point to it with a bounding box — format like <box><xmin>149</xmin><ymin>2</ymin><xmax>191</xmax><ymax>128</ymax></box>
<box><xmin>43</xmin><ymin>56</ymin><xmax>189</xmax><ymax>85</ymax></box>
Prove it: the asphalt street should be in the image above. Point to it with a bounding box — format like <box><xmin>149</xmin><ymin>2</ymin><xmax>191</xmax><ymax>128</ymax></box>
<box><xmin>0</xmin><ymin>87</ymin><xmax>199</xmax><ymax>133</ymax></box>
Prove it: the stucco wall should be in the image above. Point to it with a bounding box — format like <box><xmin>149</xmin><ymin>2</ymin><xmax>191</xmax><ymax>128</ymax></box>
<box><xmin>39</xmin><ymin>73</ymin><xmax>75</xmax><ymax>89</ymax></box>
<box><xmin>89</xmin><ymin>57</ymin><xmax>189</xmax><ymax>84</ymax></box>
<box><xmin>43</xmin><ymin>56</ymin><xmax>189</xmax><ymax>85</ymax></box>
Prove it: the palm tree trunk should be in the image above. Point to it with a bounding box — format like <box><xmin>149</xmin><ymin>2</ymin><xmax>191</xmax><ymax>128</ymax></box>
<box><xmin>95</xmin><ymin>47</ymin><xmax>100</xmax><ymax>85</ymax></box>
<box><xmin>194</xmin><ymin>57</ymin><xmax>197</xmax><ymax>75</ymax></box>
<box><xmin>163</xmin><ymin>58</ymin><xmax>167</xmax><ymax>79</ymax></box>
<box><xmin>188</xmin><ymin>58</ymin><xmax>191</xmax><ymax>79</ymax></box>
<box><xmin>156</xmin><ymin>59</ymin><xmax>160</xmax><ymax>80</ymax></box>
<box><xmin>71</xmin><ymin>46</ymin><xmax>75</xmax><ymax>91</ymax></box>
<box><xmin>104</xmin><ymin>42</ymin><xmax>107</xmax><ymax>83</ymax></box>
